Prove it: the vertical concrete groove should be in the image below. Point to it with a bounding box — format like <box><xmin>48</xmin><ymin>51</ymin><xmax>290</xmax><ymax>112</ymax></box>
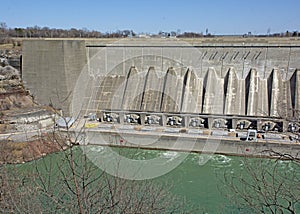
<box><xmin>224</xmin><ymin>68</ymin><xmax>239</xmax><ymax>115</ymax></box>
<box><xmin>159</xmin><ymin>68</ymin><xmax>169</xmax><ymax>112</ymax></box>
<box><xmin>245</xmin><ymin>69</ymin><xmax>258</xmax><ymax>116</ymax></box>
<box><xmin>231</xmin><ymin>67</ymin><xmax>245</xmax><ymax>115</ymax></box>
<box><xmin>286</xmin><ymin>47</ymin><xmax>291</xmax><ymax>79</ymax></box>
<box><xmin>139</xmin><ymin>67</ymin><xmax>150</xmax><ymax>111</ymax></box>
<box><xmin>268</xmin><ymin>69</ymin><xmax>283</xmax><ymax>117</ymax></box>
<box><xmin>282</xmin><ymin>79</ymin><xmax>293</xmax><ymax>118</ymax></box>
<box><xmin>290</xmin><ymin>69</ymin><xmax>300</xmax><ymax>117</ymax></box>
<box><xmin>180</xmin><ymin>68</ymin><xmax>189</xmax><ymax>112</ymax></box>
<box><xmin>257</xmin><ymin>79</ymin><xmax>269</xmax><ymax>116</ymax></box>
<box><xmin>263</xmin><ymin>47</ymin><xmax>269</xmax><ymax>79</ymax></box>
<box><xmin>161</xmin><ymin>67</ymin><xmax>185</xmax><ymax>112</ymax></box>
<box><xmin>122</xmin><ymin>66</ymin><xmax>147</xmax><ymax>111</ymax></box>
<box><xmin>202</xmin><ymin>68</ymin><xmax>224</xmax><ymax>114</ymax></box>
<box><xmin>182</xmin><ymin>69</ymin><xmax>203</xmax><ymax>113</ymax></box>
<box><xmin>120</xmin><ymin>66</ymin><xmax>133</xmax><ymax>110</ymax></box>
<box><xmin>141</xmin><ymin>67</ymin><xmax>164</xmax><ymax>112</ymax></box>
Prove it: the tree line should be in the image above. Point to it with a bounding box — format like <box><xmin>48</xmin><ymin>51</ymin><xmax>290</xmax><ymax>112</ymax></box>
<box><xmin>1</xmin><ymin>22</ymin><xmax>300</xmax><ymax>42</ymax></box>
<box><xmin>0</xmin><ymin>22</ymin><xmax>136</xmax><ymax>40</ymax></box>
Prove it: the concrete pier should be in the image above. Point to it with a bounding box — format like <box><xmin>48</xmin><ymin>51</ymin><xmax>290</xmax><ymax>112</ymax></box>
<box><xmin>181</xmin><ymin>69</ymin><xmax>203</xmax><ymax>113</ymax></box>
<box><xmin>140</xmin><ymin>67</ymin><xmax>164</xmax><ymax>112</ymax></box>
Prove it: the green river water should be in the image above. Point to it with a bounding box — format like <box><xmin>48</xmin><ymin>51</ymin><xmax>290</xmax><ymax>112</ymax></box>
<box><xmin>19</xmin><ymin>146</ymin><xmax>299</xmax><ymax>213</ymax></box>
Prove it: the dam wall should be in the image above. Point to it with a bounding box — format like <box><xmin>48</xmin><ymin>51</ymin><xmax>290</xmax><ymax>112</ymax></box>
<box><xmin>22</xmin><ymin>38</ymin><xmax>300</xmax><ymax>123</ymax></box>
<box><xmin>22</xmin><ymin>40</ymin><xmax>87</xmax><ymax>113</ymax></box>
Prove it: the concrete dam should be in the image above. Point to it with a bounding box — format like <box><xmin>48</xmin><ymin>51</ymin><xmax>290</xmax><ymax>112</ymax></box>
<box><xmin>22</xmin><ymin>38</ymin><xmax>300</xmax><ymax>132</ymax></box>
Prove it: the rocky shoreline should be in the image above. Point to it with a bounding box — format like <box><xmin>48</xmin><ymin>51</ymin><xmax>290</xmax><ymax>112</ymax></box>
<box><xmin>0</xmin><ymin>46</ymin><xmax>63</xmax><ymax>164</ymax></box>
<box><xmin>0</xmin><ymin>47</ymin><xmax>22</xmax><ymax>70</ymax></box>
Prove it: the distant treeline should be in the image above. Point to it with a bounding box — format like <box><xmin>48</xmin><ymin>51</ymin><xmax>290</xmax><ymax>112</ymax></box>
<box><xmin>0</xmin><ymin>23</ymin><xmax>134</xmax><ymax>40</ymax></box>
<box><xmin>0</xmin><ymin>22</ymin><xmax>300</xmax><ymax>44</ymax></box>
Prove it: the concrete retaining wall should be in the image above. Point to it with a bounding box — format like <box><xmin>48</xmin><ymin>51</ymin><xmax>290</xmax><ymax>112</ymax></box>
<box><xmin>85</xmin><ymin>130</ymin><xmax>300</xmax><ymax>158</ymax></box>
<box><xmin>22</xmin><ymin>40</ymin><xmax>87</xmax><ymax>114</ymax></box>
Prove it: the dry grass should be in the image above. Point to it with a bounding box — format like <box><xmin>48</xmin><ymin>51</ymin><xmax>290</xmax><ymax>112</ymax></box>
<box><xmin>203</xmin><ymin>130</ymin><xmax>212</xmax><ymax>135</ymax></box>
<box><xmin>0</xmin><ymin>134</ymin><xmax>65</xmax><ymax>164</ymax></box>
<box><xmin>134</xmin><ymin>125</ymin><xmax>142</xmax><ymax>131</ymax></box>
<box><xmin>0</xmin><ymin>43</ymin><xmax>22</xmax><ymax>51</ymax></box>
<box><xmin>0</xmin><ymin>43</ymin><xmax>14</xmax><ymax>49</ymax></box>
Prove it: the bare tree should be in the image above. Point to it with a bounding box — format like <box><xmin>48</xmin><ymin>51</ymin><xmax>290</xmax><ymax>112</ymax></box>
<box><xmin>219</xmin><ymin>100</ymin><xmax>300</xmax><ymax>213</ymax></box>
<box><xmin>0</xmin><ymin>163</ymin><xmax>43</xmax><ymax>213</ymax></box>
<box><xmin>220</xmin><ymin>153</ymin><xmax>300</xmax><ymax>213</ymax></box>
<box><xmin>0</xmin><ymin>123</ymin><xmax>191</xmax><ymax>213</ymax></box>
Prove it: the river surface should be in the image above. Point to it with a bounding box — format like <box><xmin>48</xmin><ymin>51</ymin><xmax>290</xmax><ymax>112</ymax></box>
<box><xmin>21</xmin><ymin>146</ymin><xmax>299</xmax><ymax>213</ymax></box>
<box><xmin>107</xmin><ymin>147</ymin><xmax>246</xmax><ymax>213</ymax></box>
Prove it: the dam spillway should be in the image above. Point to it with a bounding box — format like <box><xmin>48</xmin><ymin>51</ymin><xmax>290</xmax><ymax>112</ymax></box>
<box><xmin>22</xmin><ymin>38</ymin><xmax>300</xmax><ymax>131</ymax></box>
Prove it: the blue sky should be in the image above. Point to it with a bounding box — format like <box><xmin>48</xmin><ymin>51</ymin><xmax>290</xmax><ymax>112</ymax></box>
<box><xmin>1</xmin><ymin>0</ymin><xmax>300</xmax><ymax>35</ymax></box>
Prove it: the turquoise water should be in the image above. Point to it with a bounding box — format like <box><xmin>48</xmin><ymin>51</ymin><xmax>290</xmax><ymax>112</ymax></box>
<box><xmin>164</xmin><ymin>154</ymin><xmax>230</xmax><ymax>212</ymax></box>
<box><xmin>19</xmin><ymin>146</ymin><xmax>300</xmax><ymax>213</ymax></box>
<box><xmin>110</xmin><ymin>148</ymin><xmax>241</xmax><ymax>212</ymax></box>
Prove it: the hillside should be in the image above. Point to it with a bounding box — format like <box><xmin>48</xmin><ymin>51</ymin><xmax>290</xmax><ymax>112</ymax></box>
<box><xmin>0</xmin><ymin>64</ymin><xmax>66</xmax><ymax>164</ymax></box>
